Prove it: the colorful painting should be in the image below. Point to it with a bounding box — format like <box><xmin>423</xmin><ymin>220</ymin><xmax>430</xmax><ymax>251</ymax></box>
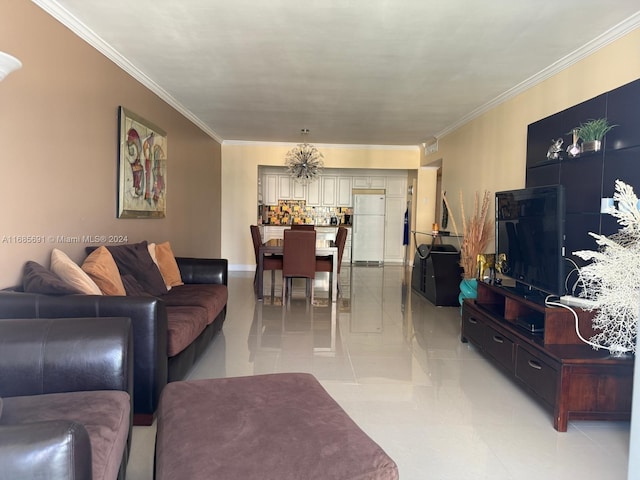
<box><xmin>117</xmin><ymin>107</ymin><xmax>167</xmax><ymax>218</ymax></box>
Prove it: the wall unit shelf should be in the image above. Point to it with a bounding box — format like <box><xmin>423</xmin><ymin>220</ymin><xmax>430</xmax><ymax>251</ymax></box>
<box><xmin>462</xmin><ymin>282</ymin><xmax>633</xmax><ymax>431</ymax></box>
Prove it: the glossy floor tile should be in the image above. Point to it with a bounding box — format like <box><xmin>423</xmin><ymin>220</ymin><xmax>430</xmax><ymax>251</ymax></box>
<box><xmin>126</xmin><ymin>265</ymin><xmax>631</xmax><ymax>480</ymax></box>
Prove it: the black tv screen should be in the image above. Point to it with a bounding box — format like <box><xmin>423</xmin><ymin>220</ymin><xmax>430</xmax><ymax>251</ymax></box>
<box><xmin>495</xmin><ymin>185</ymin><xmax>565</xmax><ymax>297</ymax></box>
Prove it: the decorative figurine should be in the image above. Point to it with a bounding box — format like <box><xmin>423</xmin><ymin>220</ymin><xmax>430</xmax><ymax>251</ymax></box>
<box><xmin>546</xmin><ymin>138</ymin><xmax>563</xmax><ymax>160</ymax></box>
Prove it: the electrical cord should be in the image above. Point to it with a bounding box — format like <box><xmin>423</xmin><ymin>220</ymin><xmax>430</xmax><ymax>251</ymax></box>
<box><xmin>544</xmin><ymin>296</ymin><xmax>633</xmax><ymax>354</ymax></box>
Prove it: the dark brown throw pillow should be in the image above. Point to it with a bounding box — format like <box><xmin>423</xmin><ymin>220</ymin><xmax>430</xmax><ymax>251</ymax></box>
<box><xmin>120</xmin><ymin>274</ymin><xmax>152</xmax><ymax>296</ymax></box>
<box><xmin>22</xmin><ymin>261</ymin><xmax>82</xmax><ymax>295</ymax></box>
<box><xmin>107</xmin><ymin>241</ymin><xmax>168</xmax><ymax>296</ymax></box>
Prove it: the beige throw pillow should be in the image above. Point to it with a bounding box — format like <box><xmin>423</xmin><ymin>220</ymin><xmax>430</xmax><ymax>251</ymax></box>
<box><xmin>82</xmin><ymin>246</ymin><xmax>126</xmax><ymax>295</ymax></box>
<box><xmin>50</xmin><ymin>248</ymin><xmax>102</xmax><ymax>295</ymax></box>
<box><xmin>155</xmin><ymin>241</ymin><xmax>184</xmax><ymax>288</ymax></box>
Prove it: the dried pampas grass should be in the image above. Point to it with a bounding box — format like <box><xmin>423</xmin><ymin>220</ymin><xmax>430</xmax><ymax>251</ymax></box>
<box><xmin>443</xmin><ymin>190</ymin><xmax>493</xmax><ymax>279</ymax></box>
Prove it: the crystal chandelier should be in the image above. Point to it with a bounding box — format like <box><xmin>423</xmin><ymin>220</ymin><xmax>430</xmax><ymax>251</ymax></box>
<box><xmin>285</xmin><ymin>130</ymin><xmax>324</xmax><ymax>185</ymax></box>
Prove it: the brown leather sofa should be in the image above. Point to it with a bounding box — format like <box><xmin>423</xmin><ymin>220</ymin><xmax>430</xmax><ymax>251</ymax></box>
<box><xmin>0</xmin><ymin>316</ymin><xmax>133</xmax><ymax>480</ymax></box>
<box><xmin>0</xmin><ymin>256</ymin><xmax>228</xmax><ymax>425</ymax></box>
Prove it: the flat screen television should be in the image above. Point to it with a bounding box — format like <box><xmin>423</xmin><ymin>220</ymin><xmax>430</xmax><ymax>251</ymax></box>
<box><xmin>495</xmin><ymin>185</ymin><xmax>566</xmax><ymax>298</ymax></box>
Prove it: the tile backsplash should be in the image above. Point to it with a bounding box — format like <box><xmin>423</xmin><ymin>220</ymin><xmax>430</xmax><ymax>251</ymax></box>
<box><xmin>263</xmin><ymin>200</ymin><xmax>352</xmax><ymax>225</ymax></box>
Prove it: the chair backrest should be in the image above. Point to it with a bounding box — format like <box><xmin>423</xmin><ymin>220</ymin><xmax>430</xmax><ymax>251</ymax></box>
<box><xmin>291</xmin><ymin>225</ymin><xmax>315</xmax><ymax>230</ymax></box>
<box><xmin>250</xmin><ymin>225</ymin><xmax>262</xmax><ymax>263</ymax></box>
<box><xmin>335</xmin><ymin>227</ymin><xmax>348</xmax><ymax>273</ymax></box>
<box><xmin>283</xmin><ymin>230</ymin><xmax>316</xmax><ymax>279</ymax></box>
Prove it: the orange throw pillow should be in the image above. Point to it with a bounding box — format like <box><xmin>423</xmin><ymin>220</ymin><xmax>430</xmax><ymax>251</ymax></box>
<box><xmin>82</xmin><ymin>246</ymin><xmax>126</xmax><ymax>295</ymax></box>
<box><xmin>155</xmin><ymin>241</ymin><xmax>184</xmax><ymax>288</ymax></box>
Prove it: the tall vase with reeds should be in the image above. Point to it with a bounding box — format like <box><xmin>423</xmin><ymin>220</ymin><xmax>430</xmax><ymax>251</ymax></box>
<box><xmin>443</xmin><ymin>190</ymin><xmax>493</xmax><ymax>306</ymax></box>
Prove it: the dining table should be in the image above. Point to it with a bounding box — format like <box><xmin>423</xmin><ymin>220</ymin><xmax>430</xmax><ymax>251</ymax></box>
<box><xmin>257</xmin><ymin>238</ymin><xmax>338</xmax><ymax>302</ymax></box>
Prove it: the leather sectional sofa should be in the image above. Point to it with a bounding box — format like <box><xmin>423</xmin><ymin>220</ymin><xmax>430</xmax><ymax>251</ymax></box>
<box><xmin>0</xmin><ymin>249</ymin><xmax>228</xmax><ymax>425</ymax></box>
<box><xmin>0</xmin><ymin>316</ymin><xmax>133</xmax><ymax>480</ymax></box>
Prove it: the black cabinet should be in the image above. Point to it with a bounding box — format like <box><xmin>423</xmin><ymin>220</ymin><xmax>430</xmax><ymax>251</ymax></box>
<box><xmin>526</xmin><ymin>77</ymin><xmax>640</xmax><ymax>261</ymax></box>
<box><xmin>412</xmin><ymin>243</ymin><xmax>463</xmax><ymax>306</ymax></box>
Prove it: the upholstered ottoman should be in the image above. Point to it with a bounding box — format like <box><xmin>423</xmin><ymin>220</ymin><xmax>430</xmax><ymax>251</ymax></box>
<box><xmin>155</xmin><ymin>373</ymin><xmax>398</xmax><ymax>480</ymax></box>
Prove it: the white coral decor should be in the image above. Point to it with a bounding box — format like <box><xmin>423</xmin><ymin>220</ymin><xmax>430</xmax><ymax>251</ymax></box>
<box><xmin>573</xmin><ymin>180</ymin><xmax>640</xmax><ymax>355</ymax></box>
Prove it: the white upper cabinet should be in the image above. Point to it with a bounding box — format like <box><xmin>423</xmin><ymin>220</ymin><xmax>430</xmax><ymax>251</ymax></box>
<box><xmin>370</xmin><ymin>177</ymin><xmax>386</xmax><ymax>188</ymax></box>
<box><xmin>385</xmin><ymin>177</ymin><xmax>407</xmax><ymax>197</ymax></box>
<box><xmin>292</xmin><ymin>179</ymin><xmax>306</xmax><ymax>200</ymax></box>
<box><xmin>352</xmin><ymin>176</ymin><xmax>386</xmax><ymax>189</ymax></box>
<box><xmin>278</xmin><ymin>176</ymin><xmax>292</xmax><ymax>200</ymax></box>
<box><xmin>306</xmin><ymin>179</ymin><xmax>321</xmax><ymax>206</ymax></box>
<box><xmin>322</xmin><ymin>176</ymin><xmax>337</xmax><ymax>206</ymax></box>
<box><xmin>264</xmin><ymin>174</ymin><xmax>278</xmax><ymax>205</ymax></box>
<box><xmin>337</xmin><ymin>177</ymin><xmax>352</xmax><ymax>206</ymax></box>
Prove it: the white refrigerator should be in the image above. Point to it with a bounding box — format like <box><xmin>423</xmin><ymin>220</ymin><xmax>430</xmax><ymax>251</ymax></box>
<box><xmin>352</xmin><ymin>194</ymin><xmax>386</xmax><ymax>263</ymax></box>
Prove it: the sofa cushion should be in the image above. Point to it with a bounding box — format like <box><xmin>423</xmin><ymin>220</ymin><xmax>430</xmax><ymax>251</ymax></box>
<box><xmin>166</xmin><ymin>306</ymin><xmax>209</xmax><ymax>357</ymax></box>
<box><xmin>107</xmin><ymin>241</ymin><xmax>168</xmax><ymax>297</ymax></box>
<box><xmin>1</xmin><ymin>390</ymin><xmax>130</xmax><ymax>480</ymax></box>
<box><xmin>155</xmin><ymin>241</ymin><xmax>184</xmax><ymax>288</ymax></box>
<box><xmin>81</xmin><ymin>246</ymin><xmax>126</xmax><ymax>296</ymax></box>
<box><xmin>162</xmin><ymin>284</ymin><xmax>228</xmax><ymax>324</ymax></box>
<box><xmin>50</xmin><ymin>249</ymin><xmax>102</xmax><ymax>295</ymax></box>
<box><xmin>22</xmin><ymin>261</ymin><xmax>82</xmax><ymax>295</ymax></box>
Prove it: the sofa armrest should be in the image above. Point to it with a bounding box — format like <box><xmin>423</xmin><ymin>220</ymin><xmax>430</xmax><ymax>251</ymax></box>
<box><xmin>0</xmin><ymin>421</ymin><xmax>92</xmax><ymax>479</ymax></box>
<box><xmin>176</xmin><ymin>257</ymin><xmax>228</xmax><ymax>285</ymax></box>
<box><xmin>0</xmin><ymin>291</ymin><xmax>167</xmax><ymax>420</ymax></box>
<box><xmin>0</xmin><ymin>316</ymin><xmax>132</xmax><ymax>398</ymax></box>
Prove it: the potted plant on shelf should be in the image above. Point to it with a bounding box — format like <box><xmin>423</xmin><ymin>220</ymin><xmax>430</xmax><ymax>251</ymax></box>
<box><xmin>443</xmin><ymin>190</ymin><xmax>493</xmax><ymax>305</ymax></box>
<box><xmin>574</xmin><ymin>117</ymin><xmax>618</xmax><ymax>153</ymax></box>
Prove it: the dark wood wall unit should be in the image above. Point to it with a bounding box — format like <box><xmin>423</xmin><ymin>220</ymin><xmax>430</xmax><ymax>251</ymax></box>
<box><xmin>525</xmin><ymin>77</ymin><xmax>640</xmax><ymax>265</ymax></box>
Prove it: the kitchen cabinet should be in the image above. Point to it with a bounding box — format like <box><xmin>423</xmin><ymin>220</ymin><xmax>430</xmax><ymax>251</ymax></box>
<box><xmin>337</xmin><ymin>177</ymin><xmax>352</xmax><ymax>206</ymax></box>
<box><xmin>292</xmin><ymin>180</ymin><xmax>305</xmax><ymax>200</ymax></box>
<box><xmin>322</xmin><ymin>176</ymin><xmax>337</xmax><ymax>206</ymax></box>
<box><xmin>385</xmin><ymin>177</ymin><xmax>407</xmax><ymax>197</ymax></box>
<box><xmin>306</xmin><ymin>180</ymin><xmax>321</xmax><ymax>206</ymax></box>
<box><xmin>278</xmin><ymin>176</ymin><xmax>292</xmax><ymax>200</ymax></box>
<box><xmin>264</xmin><ymin>174</ymin><xmax>278</xmax><ymax>205</ymax></box>
<box><xmin>383</xmin><ymin>196</ymin><xmax>406</xmax><ymax>263</ymax></box>
<box><xmin>352</xmin><ymin>176</ymin><xmax>386</xmax><ymax>189</ymax></box>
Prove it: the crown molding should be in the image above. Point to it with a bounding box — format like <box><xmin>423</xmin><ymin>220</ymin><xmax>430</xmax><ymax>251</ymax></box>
<box><xmin>33</xmin><ymin>0</ymin><xmax>225</xmax><ymax>144</ymax></box>
<box><xmin>223</xmin><ymin>139</ymin><xmax>419</xmax><ymax>151</ymax></box>
<box><xmin>436</xmin><ymin>12</ymin><xmax>640</xmax><ymax>139</ymax></box>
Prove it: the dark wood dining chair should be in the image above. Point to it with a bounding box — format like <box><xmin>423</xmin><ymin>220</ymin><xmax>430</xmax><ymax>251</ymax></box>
<box><xmin>250</xmin><ymin>225</ymin><xmax>282</xmax><ymax>296</ymax></box>
<box><xmin>291</xmin><ymin>224</ymin><xmax>315</xmax><ymax>230</ymax></box>
<box><xmin>316</xmin><ymin>227</ymin><xmax>348</xmax><ymax>296</ymax></box>
<box><xmin>282</xmin><ymin>229</ymin><xmax>317</xmax><ymax>303</ymax></box>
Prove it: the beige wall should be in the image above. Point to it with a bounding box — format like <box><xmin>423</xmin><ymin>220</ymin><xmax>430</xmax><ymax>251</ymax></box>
<box><xmin>0</xmin><ymin>1</ymin><xmax>222</xmax><ymax>288</ymax></box>
<box><xmin>221</xmin><ymin>143</ymin><xmax>420</xmax><ymax>268</ymax></box>
<box><xmin>430</xmin><ymin>29</ymin><xmax>640</xmax><ymax>252</ymax></box>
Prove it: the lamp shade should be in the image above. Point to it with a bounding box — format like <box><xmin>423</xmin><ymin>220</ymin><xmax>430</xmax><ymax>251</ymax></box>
<box><xmin>0</xmin><ymin>51</ymin><xmax>22</xmax><ymax>81</ymax></box>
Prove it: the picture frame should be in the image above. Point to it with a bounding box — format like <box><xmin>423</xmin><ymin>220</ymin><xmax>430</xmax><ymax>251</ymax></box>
<box><xmin>117</xmin><ymin>106</ymin><xmax>167</xmax><ymax>218</ymax></box>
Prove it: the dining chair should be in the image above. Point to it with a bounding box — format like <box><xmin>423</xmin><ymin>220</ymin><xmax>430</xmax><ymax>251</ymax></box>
<box><xmin>316</xmin><ymin>227</ymin><xmax>348</xmax><ymax>296</ymax></box>
<box><xmin>251</xmin><ymin>225</ymin><xmax>282</xmax><ymax>297</ymax></box>
<box><xmin>291</xmin><ymin>224</ymin><xmax>315</xmax><ymax>230</ymax></box>
<box><xmin>282</xmin><ymin>229</ymin><xmax>317</xmax><ymax>303</ymax></box>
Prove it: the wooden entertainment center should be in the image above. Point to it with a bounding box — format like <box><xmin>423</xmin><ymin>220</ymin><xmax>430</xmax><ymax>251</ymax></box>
<box><xmin>461</xmin><ymin>281</ymin><xmax>633</xmax><ymax>431</ymax></box>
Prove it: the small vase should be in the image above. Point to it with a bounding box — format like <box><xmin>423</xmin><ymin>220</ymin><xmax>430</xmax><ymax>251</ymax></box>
<box><xmin>458</xmin><ymin>278</ymin><xmax>478</xmax><ymax>306</ymax></box>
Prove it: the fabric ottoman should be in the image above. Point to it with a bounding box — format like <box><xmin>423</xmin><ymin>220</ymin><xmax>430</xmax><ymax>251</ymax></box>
<box><xmin>155</xmin><ymin>373</ymin><xmax>398</xmax><ymax>480</ymax></box>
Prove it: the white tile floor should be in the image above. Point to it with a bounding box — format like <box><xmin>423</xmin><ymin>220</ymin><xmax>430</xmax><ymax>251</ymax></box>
<box><xmin>126</xmin><ymin>265</ymin><xmax>631</xmax><ymax>480</ymax></box>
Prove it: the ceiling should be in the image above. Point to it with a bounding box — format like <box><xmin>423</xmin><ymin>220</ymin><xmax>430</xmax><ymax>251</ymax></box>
<box><xmin>37</xmin><ymin>1</ymin><xmax>640</xmax><ymax>147</ymax></box>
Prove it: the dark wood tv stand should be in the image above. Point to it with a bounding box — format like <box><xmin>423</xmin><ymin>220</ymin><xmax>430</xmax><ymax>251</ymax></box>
<box><xmin>461</xmin><ymin>281</ymin><xmax>634</xmax><ymax>431</ymax></box>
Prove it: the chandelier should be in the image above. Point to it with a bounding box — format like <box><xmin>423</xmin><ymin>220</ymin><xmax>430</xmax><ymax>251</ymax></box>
<box><xmin>285</xmin><ymin>131</ymin><xmax>324</xmax><ymax>185</ymax></box>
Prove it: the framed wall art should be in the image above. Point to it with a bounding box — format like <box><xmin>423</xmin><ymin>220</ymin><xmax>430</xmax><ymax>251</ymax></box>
<box><xmin>117</xmin><ymin>106</ymin><xmax>167</xmax><ymax>218</ymax></box>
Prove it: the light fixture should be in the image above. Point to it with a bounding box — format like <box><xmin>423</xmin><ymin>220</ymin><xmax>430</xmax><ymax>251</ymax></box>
<box><xmin>0</xmin><ymin>51</ymin><xmax>22</xmax><ymax>81</ymax></box>
<box><xmin>285</xmin><ymin>129</ymin><xmax>324</xmax><ymax>185</ymax></box>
